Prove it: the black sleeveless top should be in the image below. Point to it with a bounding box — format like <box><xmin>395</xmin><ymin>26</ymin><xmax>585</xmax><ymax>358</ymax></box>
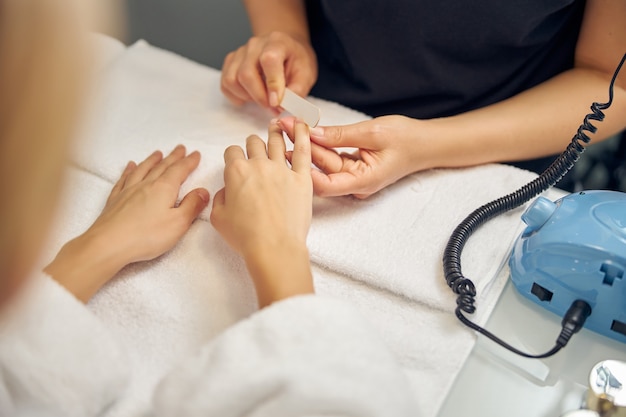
<box><xmin>306</xmin><ymin>0</ymin><xmax>585</xmax><ymax>119</ymax></box>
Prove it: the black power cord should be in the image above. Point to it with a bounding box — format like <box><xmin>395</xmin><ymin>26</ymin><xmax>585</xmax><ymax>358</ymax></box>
<box><xmin>442</xmin><ymin>53</ymin><xmax>626</xmax><ymax>359</ymax></box>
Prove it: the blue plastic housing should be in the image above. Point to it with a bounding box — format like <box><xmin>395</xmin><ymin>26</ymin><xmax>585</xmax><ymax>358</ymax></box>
<box><xmin>509</xmin><ymin>190</ymin><xmax>626</xmax><ymax>344</ymax></box>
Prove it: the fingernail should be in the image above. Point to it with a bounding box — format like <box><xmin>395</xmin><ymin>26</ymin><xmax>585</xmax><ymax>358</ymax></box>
<box><xmin>309</xmin><ymin>126</ymin><xmax>324</xmax><ymax>137</ymax></box>
<box><xmin>196</xmin><ymin>189</ymin><xmax>209</xmax><ymax>203</ymax></box>
<box><xmin>269</xmin><ymin>91</ymin><xmax>279</xmax><ymax>107</ymax></box>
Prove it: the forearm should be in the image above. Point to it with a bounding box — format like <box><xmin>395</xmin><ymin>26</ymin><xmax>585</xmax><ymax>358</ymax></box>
<box><xmin>243</xmin><ymin>240</ymin><xmax>314</xmax><ymax>309</ymax></box>
<box><xmin>417</xmin><ymin>67</ymin><xmax>626</xmax><ymax>170</ymax></box>
<box><xmin>243</xmin><ymin>0</ymin><xmax>310</xmax><ymax>42</ymax></box>
<box><xmin>44</xmin><ymin>231</ymin><xmax>128</xmax><ymax>303</ymax></box>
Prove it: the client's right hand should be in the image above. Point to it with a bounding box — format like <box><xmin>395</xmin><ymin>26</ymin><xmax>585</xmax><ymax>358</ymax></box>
<box><xmin>210</xmin><ymin>120</ymin><xmax>314</xmax><ymax>308</ymax></box>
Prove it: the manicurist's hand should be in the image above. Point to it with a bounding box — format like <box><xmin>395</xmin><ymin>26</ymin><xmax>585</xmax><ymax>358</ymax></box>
<box><xmin>45</xmin><ymin>145</ymin><xmax>210</xmax><ymax>302</ymax></box>
<box><xmin>279</xmin><ymin>115</ymin><xmax>431</xmax><ymax>199</ymax></box>
<box><xmin>220</xmin><ymin>31</ymin><xmax>318</xmax><ymax>110</ymax></box>
<box><xmin>210</xmin><ymin>120</ymin><xmax>314</xmax><ymax>308</ymax></box>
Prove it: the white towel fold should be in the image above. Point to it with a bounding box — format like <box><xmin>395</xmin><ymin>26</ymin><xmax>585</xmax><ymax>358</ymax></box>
<box><xmin>307</xmin><ymin>164</ymin><xmax>539</xmax><ymax>317</ymax></box>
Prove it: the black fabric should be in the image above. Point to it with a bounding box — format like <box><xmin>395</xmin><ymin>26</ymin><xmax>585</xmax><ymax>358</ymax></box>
<box><xmin>305</xmin><ymin>0</ymin><xmax>586</xmax><ymax>183</ymax></box>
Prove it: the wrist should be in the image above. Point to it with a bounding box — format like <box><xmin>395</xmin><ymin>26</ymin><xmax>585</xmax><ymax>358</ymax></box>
<box><xmin>402</xmin><ymin>117</ymin><xmax>445</xmax><ymax>171</ymax></box>
<box><xmin>244</xmin><ymin>0</ymin><xmax>310</xmax><ymax>42</ymax></box>
<box><xmin>44</xmin><ymin>230</ymin><xmax>128</xmax><ymax>302</ymax></box>
<box><xmin>243</xmin><ymin>239</ymin><xmax>314</xmax><ymax>308</ymax></box>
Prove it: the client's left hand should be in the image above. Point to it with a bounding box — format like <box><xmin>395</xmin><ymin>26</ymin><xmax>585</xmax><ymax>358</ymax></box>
<box><xmin>45</xmin><ymin>145</ymin><xmax>209</xmax><ymax>302</ymax></box>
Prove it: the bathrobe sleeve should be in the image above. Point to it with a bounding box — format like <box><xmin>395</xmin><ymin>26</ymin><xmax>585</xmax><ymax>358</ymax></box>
<box><xmin>153</xmin><ymin>294</ymin><xmax>418</xmax><ymax>417</ymax></box>
<box><xmin>0</xmin><ymin>272</ymin><xmax>129</xmax><ymax>417</ymax></box>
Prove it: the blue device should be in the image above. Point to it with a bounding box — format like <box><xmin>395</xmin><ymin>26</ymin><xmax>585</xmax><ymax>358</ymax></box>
<box><xmin>509</xmin><ymin>190</ymin><xmax>626</xmax><ymax>344</ymax></box>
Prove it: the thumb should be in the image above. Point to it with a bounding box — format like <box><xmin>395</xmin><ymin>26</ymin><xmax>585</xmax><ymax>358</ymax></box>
<box><xmin>309</xmin><ymin>120</ymin><xmax>380</xmax><ymax>150</ymax></box>
<box><xmin>178</xmin><ymin>188</ymin><xmax>210</xmax><ymax>223</ymax></box>
<box><xmin>209</xmin><ymin>188</ymin><xmax>226</xmax><ymax>227</ymax></box>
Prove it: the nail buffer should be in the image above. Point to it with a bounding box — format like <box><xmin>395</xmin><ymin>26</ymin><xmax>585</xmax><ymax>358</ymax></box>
<box><xmin>280</xmin><ymin>88</ymin><xmax>321</xmax><ymax>127</ymax></box>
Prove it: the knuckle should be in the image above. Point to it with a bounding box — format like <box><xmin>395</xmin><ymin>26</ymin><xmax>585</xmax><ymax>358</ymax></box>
<box><xmin>259</xmin><ymin>49</ymin><xmax>281</xmax><ymax>66</ymax></box>
<box><xmin>246</xmin><ymin>36</ymin><xmax>260</xmax><ymax>49</ymax></box>
<box><xmin>221</xmin><ymin>71</ymin><xmax>238</xmax><ymax>89</ymax></box>
<box><xmin>236</xmin><ymin>68</ymin><xmax>257</xmax><ymax>85</ymax></box>
<box><xmin>222</xmin><ymin>51</ymin><xmax>235</xmax><ymax>67</ymax></box>
<box><xmin>267</xmin><ymin>31</ymin><xmax>285</xmax><ymax>43</ymax></box>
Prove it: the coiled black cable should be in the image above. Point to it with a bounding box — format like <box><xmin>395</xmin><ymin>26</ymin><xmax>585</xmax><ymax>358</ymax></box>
<box><xmin>442</xmin><ymin>53</ymin><xmax>626</xmax><ymax>358</ymax></box>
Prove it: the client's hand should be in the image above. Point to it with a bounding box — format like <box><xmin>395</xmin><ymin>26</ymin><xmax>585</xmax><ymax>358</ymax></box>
<box><xmin>279</xmin><ymin>115</ymin><xmax>427</xmax><ymax>199</ymax></box>
<box><xmin>45</xmin><ymin>145</ymin><xmax>210</xmax><ymax>302</ymax></box>
<box><xmin>211</xmin><ymin>120</ymin><xmax>314</xmax><ymax>308</ymax></box>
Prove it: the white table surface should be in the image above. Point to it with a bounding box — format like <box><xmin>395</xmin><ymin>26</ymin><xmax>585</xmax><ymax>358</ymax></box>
<box><xmin>438</xmin><ymin>274</ymin><xmax>626</xmax><ymax>417</ymax></box>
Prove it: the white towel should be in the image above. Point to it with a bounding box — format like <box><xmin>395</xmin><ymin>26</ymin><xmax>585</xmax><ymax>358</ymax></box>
<box><xmin>307</xmin><ymin>164</ymin><xmax>539</xmax><ymax>315</ymax></box>
<box><xmin>51</xmin><ymin>37</ymin><xmax>549</xmax><ymax>417</ymax></box>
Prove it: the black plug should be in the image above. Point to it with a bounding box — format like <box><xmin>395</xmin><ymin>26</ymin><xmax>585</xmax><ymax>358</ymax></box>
<box><xmin>556</xmin><ymin>299</ymin><xmax>592</xmax><ymax>347</ymax></box>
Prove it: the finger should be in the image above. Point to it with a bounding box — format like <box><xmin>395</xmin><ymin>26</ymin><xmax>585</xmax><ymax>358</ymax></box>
<box><xmin>177</xmin><ymin>187</ymin><xmax>210</xmax><ymax>224</ymax></box>
<box><xmin>108</xmin><ymin>161</ymin><xmax>136</xmax><ymax>203</ymax></box>
<box><xmin>259</xmin><ymin>45</ymin><xmax>287</xmax><ymax>107</ymax></box>
<box><xmin>246</xmin><ymin>135</ymin><xmax>268</xmax><ymax>159</ymax></box>
<box><xmin>290</xmin><ymin>119</ymin><xmax>312</xmax><ymax>174</ymax></box>
<box><xmin>237</xmin><ymin>39</ymin><xmax>271</xmax><ymax>107</ymax></box>
<box><xmin>286</xmin><ymin>117</ymin><xmax>379</xmax><ymax>150</ymax></box>
<box><xmin>160</xmin><ymin>150</ymin><xmax>202</xmax><ymax>186</ymax></box>
<box><xmin>284</xmin><ymin>126</ymin><xmax>343</xmax><ymax>174</ymax></box>
<box><xmin>209</xmin><ymin>188</ymin><xmax>226</xmax><ymax>228</ymax></box>
<box><xmin>125</xmin><ymin>150</ymin><xmax>163</xmax><ymax>187</ymax></box>
<box><xmin>145</xmin><ymin>144</ymin><xmax>187</xmax><ymax>181</ymax></box>
<box><xmin>267</xmin><ymin>120</ymin><xmax>287</xmax><ymax>162</ymax></box>
<box><xmin>220</xmin><ymin>49</ymin><xmax>251</xmax><ymax>105</ymax></box>
<box><xmin>223</xmin><ymin>145</ymin><xmax>246</xmax><ymax>165</ymax></box>
<box><xmin>311</xmin><ymin>170</ymin><xmax>368</xmax><ymax>198</ymax></box>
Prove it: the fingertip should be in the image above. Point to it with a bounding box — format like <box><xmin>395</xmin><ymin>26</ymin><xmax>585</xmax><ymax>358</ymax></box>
<box><xmin>309</xmin><ymin>125</ymin><xmax>324</xmax><ymax>139</ymax></box>
<box><xmin>188</xmin><ymin>150</ymin><xmax>202</xmax><ymax>161</ymax></box>
<box><xmin>125</xmin><ymin>160</ymin><xmax>137</xmax><ymax>172</ymax></box>
<box><xmin>195</xmin><ymin>188</ymin><xmax>210</xmax><ymax>206</ymax></box>
<box><xmin>210</xmin><ymin>188</ymin><xmax>226</xmax><ymax>225</ymax></box>
<box><xmin>269</xmin><ymin>91</ymin><xmax>279</xmax><ymax>107</ymax></box>
<box><xmin>277</xmin><ymin>116</ymin><xmax>296</xmax><ymax>130</ymax></box>
<box><xmin>180</xmin><ymin>187</ymin><xmax>211</xmax><ymax>220</ymax></box>
<box><xmin>212</xmin><ymin>187</ymin><xmax>225</xmax><ymax>207</ymax></box>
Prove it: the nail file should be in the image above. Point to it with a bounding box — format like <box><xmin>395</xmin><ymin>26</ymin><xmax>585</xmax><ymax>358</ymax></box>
<box><xmin>280</xmin><ymin>88</ymin><xmax>321</xmax><ymax>127</ymax></box>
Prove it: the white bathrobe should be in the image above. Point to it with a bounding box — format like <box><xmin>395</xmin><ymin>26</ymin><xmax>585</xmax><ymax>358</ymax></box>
<box><xmin>0</xmin><ymin>272</ymin><xmax>418</xmax><ymax>417</ymax></box>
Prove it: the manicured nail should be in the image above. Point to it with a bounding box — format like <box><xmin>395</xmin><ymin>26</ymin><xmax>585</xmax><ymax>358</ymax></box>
<box><xmin>309</xmin><ymin>126</ymin><xmax>324</xmax><ymax>137</ymax></box>
<box><xmin>269</xmin><ymin>91</ymin><xmax>279</xmax><ymax>107</ymax></box>
<box><xmin>196</xmin><ymin>190</ymin><xmax>209</xmax><ymax>203</ymax></box>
